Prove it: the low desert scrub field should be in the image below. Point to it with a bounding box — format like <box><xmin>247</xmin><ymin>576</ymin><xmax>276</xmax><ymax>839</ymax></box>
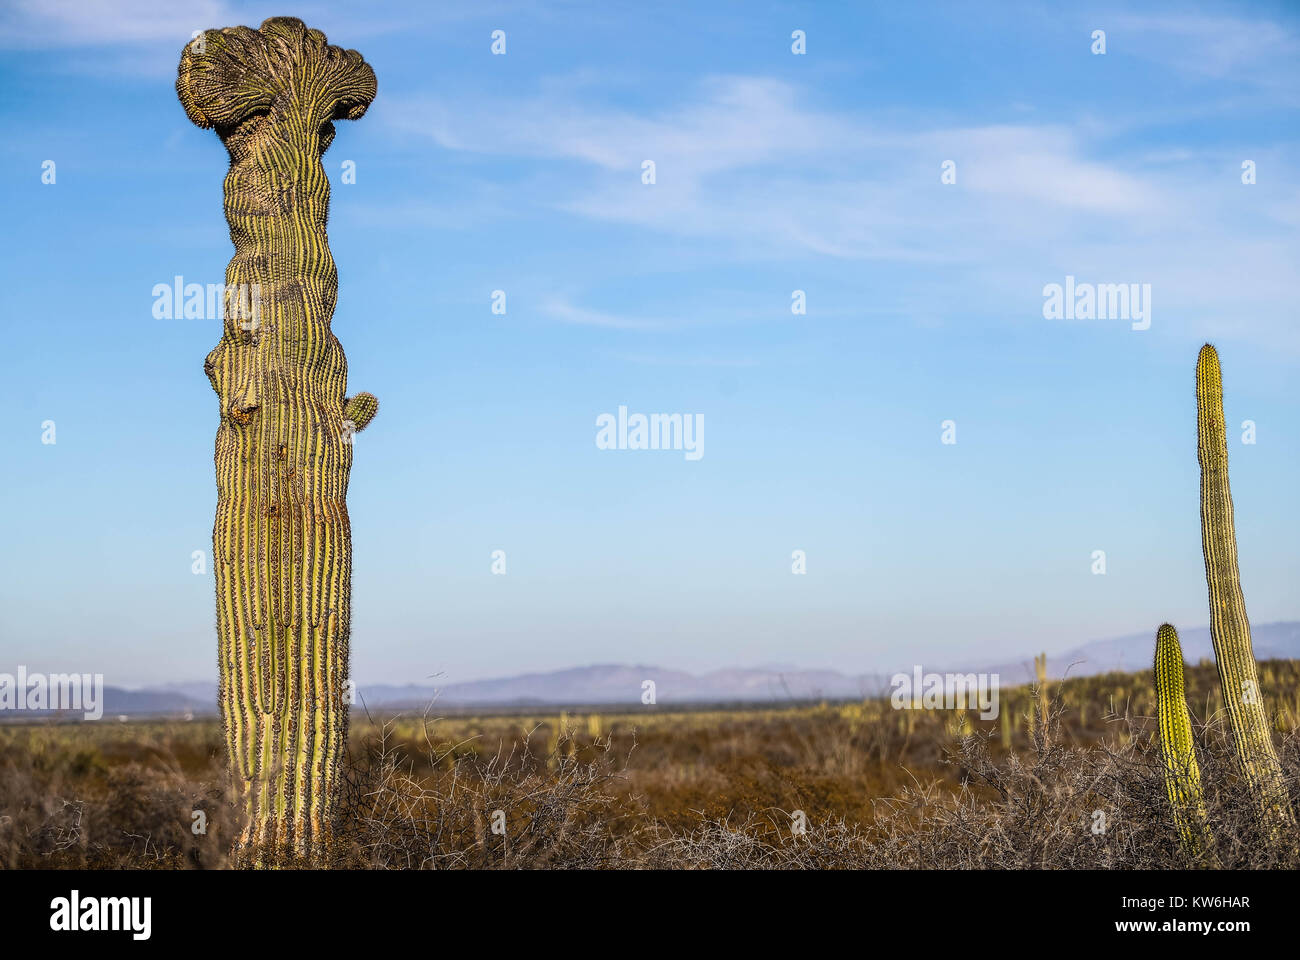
<box><xmin>4</xmin><ymin>659</ymin><xmax>1300</xmax><ymax>869</ymax></box>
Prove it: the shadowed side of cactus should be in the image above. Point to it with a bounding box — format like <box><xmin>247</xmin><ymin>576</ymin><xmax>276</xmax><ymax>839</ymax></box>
<box><xmin>1154</xmin><ymin>624</ymin><xmax>1211</xmax><ymax>856</ymax></box>
<box><xmin>1196</xmin><ymin>344</ymin><xmax>1291</xmax><ymax>830</ymax></box>
<box><xmin>177</xmin><ymin>17</ymin><xmax>378</xmax><ymax>864</ymax></box>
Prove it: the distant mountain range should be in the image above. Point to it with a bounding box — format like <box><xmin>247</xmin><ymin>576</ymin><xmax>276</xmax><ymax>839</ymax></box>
<box><xmin>15</xmin><ymin>621</ymin><xmax>1300</xmax><ymax>719</ymax></box>
<box><xmin>978</xmin><ymin>621</ymin><xmax>1300</xmax><ymax>686</ymax></box>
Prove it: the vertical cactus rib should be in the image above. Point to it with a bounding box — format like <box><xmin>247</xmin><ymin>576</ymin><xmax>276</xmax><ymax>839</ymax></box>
<box><xmin>1195</xmin><ymin>344</ymin><xmax>1292</xmax><ymax>829</ymax></box>
<box><xmin>178</xmin><ymin>17</ymin><xmax>378</xmax><ymax>865</ymax></box>
<box><xmin>1154</xmin><ymin>624</ymin><xmax>1210</xmax><ymax>856</ymax></box>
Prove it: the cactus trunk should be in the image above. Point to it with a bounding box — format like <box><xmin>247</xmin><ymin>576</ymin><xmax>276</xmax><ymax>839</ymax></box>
<box><xmin>177</xmin><ymin>17</ymin><xmax>378</xmax><ymax>864</ymax></box>
<box><xmin>1154</xmin><ymin>624</ymin><xmax>1210</xmax><ymax>856</ymax></box>
<box><xmin>1034</xmin><ymin>652</ymin><xmax>1049</xmax><ymax>737</ymax></box>
<box><xmin>1195</xmin><ymin>344</ymin><xmax>1291</xmax><ymax>828</ymax></box>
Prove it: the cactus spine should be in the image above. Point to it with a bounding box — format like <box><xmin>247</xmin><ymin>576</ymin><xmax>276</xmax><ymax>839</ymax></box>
<box><xmin>1154</xmin><ymin>624</ymin><xmax>1210</xmax><ymax>855</ymax></box>
<box><xmin>177</xmin><ymin>18</ymin><xmax>378</xmax><ymax>864</ymax></box>
<box><xmin>1195</xmin><ymin>344</ymin><xmax>1291</xmax><ymax>828</ymax></box>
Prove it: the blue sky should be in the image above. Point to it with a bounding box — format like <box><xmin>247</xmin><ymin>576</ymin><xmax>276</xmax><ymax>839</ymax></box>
<box><xmin>1</xmin><ymin>0</ymin><xmax>1297</xmax><ymax>689</ymax></box>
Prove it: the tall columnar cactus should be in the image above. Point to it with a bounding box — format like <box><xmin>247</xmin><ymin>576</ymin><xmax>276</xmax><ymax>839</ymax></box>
<box><xmin>1195</xmin><ymin>344</ymin><xmax>1291</xmax><ymax>828</ymax></box>
<box><xmin>1034</xmin><ymin>652</ymin><xmax>1049</xmax><ymax>737</ymax></box>
<box><xmin>177</xmin><ymin>17</ymin><xmax>378</xmax><ymax>863</ymax></box>
<box><xmin>1154</xmin><ymin>624</ymin><xmax>1210</xmax><ymax>855</ymax></box>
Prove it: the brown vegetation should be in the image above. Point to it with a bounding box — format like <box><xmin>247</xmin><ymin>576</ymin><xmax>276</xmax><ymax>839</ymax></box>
<box><xmin>3</xmin><ymin>659</ymin><xmax>1300</xmax><ymax>869</ymax></box>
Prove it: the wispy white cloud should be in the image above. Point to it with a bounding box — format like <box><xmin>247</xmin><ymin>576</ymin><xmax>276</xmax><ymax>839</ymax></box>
<box><xmin>400</xmin><ymin>75</ymin><xmax>855</xmax><ymax>200</ymax></box>
<box><xmin>388</xmin><ymin>75</ymin><xmax>1174</xmax><ymax>264</ymax></box>
<box><xmin>541</xmin><ymin>297</ymin><xmax>668</xmax><ymax>331</ymax></box>
<box><xmin>0</xmin><ymin>0</ymin><xmax>416</xmax><ymax>75</ymax></box>
<box><xmin>1111</xmin><ymin>13</ymin><xmax>1300</xmax><ymax>84</ymax></box>
<box><xmin>920</xmin><ymin>125</ymin><xmax>1162</xmax><ymax>214</ymax></box>
<box><xmin>0</xmin><ymin>0</ymin><xmax>235</xmax><ymax>47</ymax></box>
<box><xmin>604</xmin><ymin>351</ymin><xmax>760</xmax><ymax>368</ymax></box>
<box><xmin>388</xmin><ymin>60</ymin><xmax>1300</xmax><ymax>349</ymax></box>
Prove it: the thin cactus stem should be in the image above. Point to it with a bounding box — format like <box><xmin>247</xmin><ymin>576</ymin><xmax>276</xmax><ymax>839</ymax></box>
<box><xmin>1154</xmin><ymin>624</ymin><xmax>1212</xmax><ymax>857</ymax></box>
<box><xmin>1196</xmin><ymin>344</ymin><xmax>1292</xmax><ymax>830</ymax></box>
<box><xmin>1034</xmin><ymin>653</ymin><xmax>1049</xmax><ymax>738</ymax></box>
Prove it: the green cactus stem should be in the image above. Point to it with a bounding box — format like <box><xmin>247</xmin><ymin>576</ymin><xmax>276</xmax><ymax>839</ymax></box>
<box><xmin>1034</xmin><ymin>652</ymin><xmax>1049</xmax><ymax>737</ymax></box>
<box><xmin>1196</xmin><ymin>344</ymin><xmax>1292</xmax><ymax>829</ymax></box>
<box><xmin>1154</xmin><ymin>624</ymin><xmax>1211</xmax><ymax>856</ymax></box>
<box><xmin>178</xmin><ymin>17</ymin><xmax>378</xmax><ymax>865</ymax></box>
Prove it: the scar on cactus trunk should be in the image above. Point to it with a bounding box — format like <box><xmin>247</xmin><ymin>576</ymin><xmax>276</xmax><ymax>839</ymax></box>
<box><xmin>177</xmin><ymin>17</ymin><xmax>378</xmax><ymax>865</ymax></box>
<box><xmin>1196</xmin><ymin>344</ymin><xmax>1292</xmax><ymax>831</ymax></box>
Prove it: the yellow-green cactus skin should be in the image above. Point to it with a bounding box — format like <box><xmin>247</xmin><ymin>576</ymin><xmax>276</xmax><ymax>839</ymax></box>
<box><xmin>1196</xmin><ymin>344</ymin><xmax>1291</xmax><ymax>828</ymax></box>
<box><xmin>1154</xmin><ymin>624</ymin><xmax>1210</xmax><ymax>855</ymax></box>
<box><xmin>177</xmin><ymin>17</ymin><xmax>378</xmax><ymax>864</ymax></box>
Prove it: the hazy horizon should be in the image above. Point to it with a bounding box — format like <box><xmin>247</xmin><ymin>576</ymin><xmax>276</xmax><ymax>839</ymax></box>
<box><xmin>90</xmin><ymin>619</ymin><xmax>1296</xmax><ymax>694</ymax></box>
<box><xmin>2</xmin><ymin>0</ymin><xmax>1299</xmax><ymax>688</ymax></box>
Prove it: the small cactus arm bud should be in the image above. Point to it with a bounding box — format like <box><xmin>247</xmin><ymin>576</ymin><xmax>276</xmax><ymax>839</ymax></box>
<box><xmin>344</xmin><ymin>392</ymin><xmax>379</xmax><ymax>433</ymax></box>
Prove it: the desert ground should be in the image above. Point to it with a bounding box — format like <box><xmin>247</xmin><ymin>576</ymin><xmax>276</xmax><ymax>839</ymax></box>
<box><xmin>4</xmin><ymin>658</ymin><xmax>1300</xmax><ymax>869</ymax></box>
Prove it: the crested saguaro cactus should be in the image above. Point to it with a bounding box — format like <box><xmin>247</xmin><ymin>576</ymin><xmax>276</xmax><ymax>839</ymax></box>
<box><xmin>1154</xmin><ymin>624</ymin><xmax>1210</xmax><ymax>856</ymax></box>
<box><xmin>1195</xmin><ymin>344</ymin><xmax>1291</xmax><ymax>829</ymax></box>
<box><xmin>177</xmin><ymin>17</ymin><xmax>379</xmax><ymax>863</ymax></box>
